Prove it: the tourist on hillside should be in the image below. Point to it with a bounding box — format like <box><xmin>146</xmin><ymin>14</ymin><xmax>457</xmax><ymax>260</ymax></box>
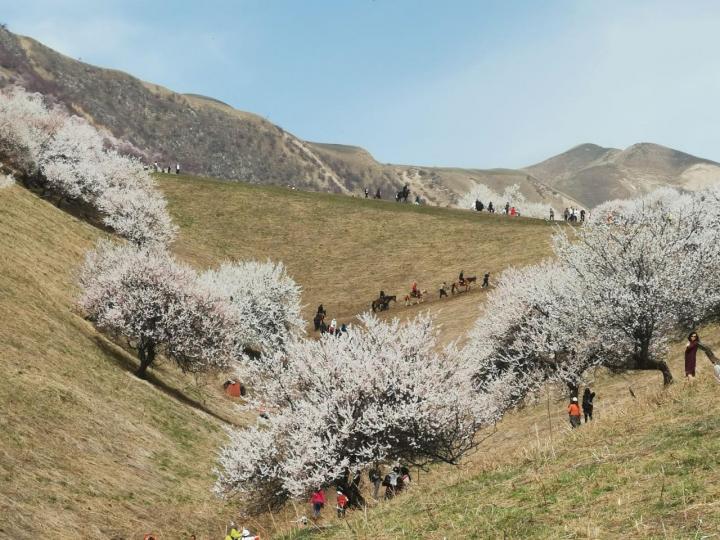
<box><xmin>685</xmin><ymin>332</ymin><xmax>700</xmax><ymax>378</ymax></box>
<box><xmin>459</xmin><ymin>270</ymin><xmax>464</xmax><ymax>284</ymax></box>
<box><xmin>580</xmin><ymin>208</ymin><xmax>586</xmax><ymax>222</ymax></box>
<box><xmin>563</xmin><ymin>208</ymin><xmax>569</xmax><ymax>221</ymax></box>
<box><xmin>317</xmin><ymin>304</ymin><xmax>326</xmax><ymax>317</ymax></box>
<box><xmin>175</xmin><ymin>163</ymin><xmax>180</xmax><ymax>174</ymax></box>
<box><xmin>336</xmin><ymin>490</ymin><xmax>349</xmax><ymax>517</ymax></box>
<box><xmin>364</xmin><ymin>187</ymin><xmax>369</xmax><ymax>198</ymax></box>
<box><xmin>488</xmin><ymin>201</ymin><xmax>495</xmax><ymax>213</ymax></box>
<box><xmin>439</xmin><ymin>281</ymin><xmax>449</xmax><ymax>298</ymax></box>
<box><xmin>329</xmin><ymin>318</ymin><xmax>338</xmax><ymax>334</ymax></box>
<box><xmin>505</xmin><ymin>202</ymin><xmax>510</xmax><ymax>214</ymax></box>
<box><xmin>310</xmin><ymin>488</ymin><xmax>326</xmax><ymax>519</ymax></box>
<box><xmin>225</xmin><ymin>522</ymin><xmax>241</xmax><ymax>539</ymax></box>
<box><xmin>415</xmin><ymin>195</ymin><xmax>421</xmax><ymax>205</ymax></box>
<box><xmin>482</xmin><ymin>272</ymin><xmax>490</xmax><ymax>288</ymax></box>
<box><xmin>582</xmin><ymin>388</ymin><xmax>595</xmax><ymax>422</ymax></box>
<box><xmin>383</xmin><ymin>468</ymin><xmax>400</xmax><ymax>499</ymax></box>
<box><xmin>375</xmin><ymin>188</ymin><xmax>382</xmax><ymax>199</ymax></box>
<box><xmin>369</xmin><ymin>466</ymin><xmax>382</xmax><ymax>499</ymax></box>
<box><xmin>567</xmin><ymin>397</ymin><xmax>581</xmax><ymax>428</ymax></box>
<box><xmin>549</xmin><ymin>208</ymin><xmax>555</xmax><ymax>221</ymax></box>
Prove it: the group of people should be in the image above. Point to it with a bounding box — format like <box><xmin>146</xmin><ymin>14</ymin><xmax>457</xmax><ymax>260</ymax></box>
<box><xmin>309</xmin><ymin>465</ymin><xmax>412</xmax><ymax>522</ymax></box>
<box><xmin>567</xmin><ymin>387</ymin><xmax>596</xmax><ymax>428</ymax></box>
<box><xmin>313</xmin><ymin>304</ymin><xmax>347</xmax><ymax>336</ymax></box>
<box><xmin>474</xmin><ymin>200</ymin><xmax>520</xmax><ymax>217</ymax></box>
<box><xmin>363</xmin><ymin>185</ymin><xmax>422</xmax><ymax>205</ymax></box>
<box><xmin>148</xmin><ymin>161</ymin><xmax>181</xmax><ymax>175</ymax></box>
<box><xmin>563</xmin><ymin>207</ymin><xmax>585</xmax><ymax>222</ymax></box>
<box><xmin>439</xmin><ymin>271</ymin><xmax>490</xmax><ymax>298</ymax></box>
<box><xmin>223</xmin><ymin>523</ymin><xmax>259</xmax><ymax>540</ymax></box>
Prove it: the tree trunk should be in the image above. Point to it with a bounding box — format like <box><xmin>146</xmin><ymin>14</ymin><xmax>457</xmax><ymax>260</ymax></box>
<box><xmin>136</xmin><ymin>341</ymin><xmax>156</xmax><ymax>378</ymax></box>
<box><xmin>635</xmin><ymin>358</ymin><xmax>673</xmax><ymax>385</ymax></box>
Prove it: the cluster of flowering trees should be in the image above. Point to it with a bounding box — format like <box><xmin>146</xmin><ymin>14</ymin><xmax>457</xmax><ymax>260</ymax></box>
<box><xmin>215</xmin><ymin>314</ymin><xmax>506</xmax><ymax>511</ymax></box>
<box><xmin>79</xmin><ymin>243</ymin><xmax>304</xmax><ymax>378</ymax></box>
<box><xmin>0</xmin><ymin>86</ymin><xmax>174</xmax><ymax>245</ymax></box>
<box><xmin>459</xmin><ymin>182</ymin><xmax>558</xmax><ymax>219</ymax></box>
<box><xmin>463</xmin><ymin>187</ymin><xmax>720</xmax><ymax>395</ymax></box>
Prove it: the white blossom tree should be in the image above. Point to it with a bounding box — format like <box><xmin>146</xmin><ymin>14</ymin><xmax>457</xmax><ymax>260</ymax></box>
<box><xmin>0</xmin><ymin>87</ymin><xmax>175</xmax><ymax>246</ymax></box>
<box><xmin>215</xmin><ymin>313</ymin><xmax>502</xmax><ymax>512</ymax></box>
<box><xmin>553</xmin><ymin>188</ymin><xmax>720</xmax><ymax>384</ymax></box>
<box><xmin>198</xmin><ymin>261</ymin><xmax>304</xmax><ymax>357</ymax></box>
<box><xmin>462</xmin><ymin>260</ymin><xmax>592</xmax><ymax>403</ymax></box>
<box><xmin>79</xmin><ymin>241</ymin><xmax>240</xmax><ymax>378</ymax></box>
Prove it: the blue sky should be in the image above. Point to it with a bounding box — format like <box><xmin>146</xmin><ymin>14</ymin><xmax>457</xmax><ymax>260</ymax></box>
<box><xmin>4</xmin><ymin>0</ymin><xmax>720</xmax><ymax>167</ymax></box>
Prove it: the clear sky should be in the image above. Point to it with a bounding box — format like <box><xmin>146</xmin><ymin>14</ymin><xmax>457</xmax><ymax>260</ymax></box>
<box><xmin>3</xmin><ymin>0</ymin><xmax>720</xmax><ymax>168</ymax></box>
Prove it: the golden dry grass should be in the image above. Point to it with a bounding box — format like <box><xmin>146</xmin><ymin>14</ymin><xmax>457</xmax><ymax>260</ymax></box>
<box><xmin>0</xmin><ymin>185</ymin><xmax>251</xmax><ymax>539</ymax></box>
<box><xmin>158</xmin><ymin>173</ymin><xmax>556</xmax><ymax>343</ymax></box>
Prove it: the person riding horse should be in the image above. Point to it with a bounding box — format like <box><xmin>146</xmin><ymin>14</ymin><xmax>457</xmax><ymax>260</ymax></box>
<box><xmin>458</xmin><ymin>271</ymin><xmax>464</xmax><ymax>286</ymax></box>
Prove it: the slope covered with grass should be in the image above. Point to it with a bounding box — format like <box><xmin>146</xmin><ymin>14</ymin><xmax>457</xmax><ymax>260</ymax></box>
<box><xmin>0</xmin><ymin>185</ymin><xmax>249</xmax><ymax>538</ymax></box>
<box><xmin>158</xmin><ymin>173</ymin><xmax>556</xmax><ymax>343</ymax></box>
<box><xmin>283</xmin><ymin>335</ymin><xmax>720</xmax><ymax>539</ymax></box>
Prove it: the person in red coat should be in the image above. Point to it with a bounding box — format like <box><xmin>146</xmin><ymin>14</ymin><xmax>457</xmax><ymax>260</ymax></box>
<box><xmin>685</xmin><ymin>332</ymin><xmax>699</xmax><ymax>378</ymax></box>
<box><xmin>310</xmin><ymin>488</ymin><xmax>325</xmax><ymax>519</ymax></box>
<box><xmin>336</xmin><ymin>490</ymin><xmax>349</xmax><ymax>517</ymax></box>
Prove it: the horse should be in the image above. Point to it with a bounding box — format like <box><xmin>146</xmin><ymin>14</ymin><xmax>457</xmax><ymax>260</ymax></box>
<box><xmin>371</xmin><ymin>295</ymin><xmax>397</xmax><ymax>312</ymax></box>
<box><xmin>404</xmin><ymin>289</ymin><xmax>427</xmax><ymax>306</ymax></box>
<box><xmin>451</xmin><ymin>276</ymin><xmax>477</xmax><ymax>294</ymax></box>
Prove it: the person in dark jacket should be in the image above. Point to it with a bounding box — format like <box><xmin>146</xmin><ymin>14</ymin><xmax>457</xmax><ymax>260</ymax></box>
<box><xmin>685</xmin><ymin>332</ymin><xmax>699</xmax><ymax>378</ymax></box>
<box><xmin>482</xmin><ymin>272</ymin><xmax>490</xmax><ymax>288</ymax></box>
<box><xmin>582</xmin><ymin>388</ymin><xmax>595</xmax><ymax>422</ymax></box>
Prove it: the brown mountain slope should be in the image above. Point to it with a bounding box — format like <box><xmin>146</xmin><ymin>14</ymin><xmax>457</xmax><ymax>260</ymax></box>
<box><xmin>2</xmin><ymin>27</ymin><xmax>719</xmax><ymax>209</ymax></box>
<box><xmin>525</xmin><ymin>142</ymin><xmax>720</xmax><ymax>208</ymax></box>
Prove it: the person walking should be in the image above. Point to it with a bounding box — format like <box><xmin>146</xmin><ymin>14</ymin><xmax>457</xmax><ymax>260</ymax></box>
<box><xmin>364</xmin><ymin>187</ymin><xmax>369</xmax><ymax>198</ymax></box>
<box><xmin>375</xmin><ymin>188</ymin><xmax>381</xmax><ymax>199</ymax></box>
<box><xmin>310</xmin><ymin>488</ymin><xmax>326</xmax><ymax>519</ymax></box>
<box><xmin>488</xmin><ymin>201</ymin><xmax>494</xmax><ymax>213</ymax></box>
<box><xmin>549</xmin><ymin>208</ymin><xmax>555</xmax><ymax>221</ymax></box>
<box><xmin>175</xmin><ymin>163</ymin><xmax>180</xmax><ymax>175</ymax></box>
<box><xmin>482</xmin><ymin>272</ymin><xmax>490</xmax><ymax>288</ymax></box>
<box><xmin>685</xmin><ymin>332</ymin><xmax>700</xmax><ymax>378</ymax></box>
<box><xmin>567</xmin><ymin>397</ymin><xmax>581</xmax><ymax>428</ymax></box>
<box><xmin>336</xmin><ymin>490</ymin><xmax>349</xmax><ymax>517</ymax></box>
<box><xmin>439</xmin><ymin>282</ymin><xmax>449</xmax><ymax>298</ymax></box>
<box><xmin>369</xmin><ymin>466</ymin><xmax>382</xmax><ymax>499</ymax></box>
<box><xmin>582</xmin><ymin>388</ymin><xmax>595</xmax><ymax>422</ymax></box>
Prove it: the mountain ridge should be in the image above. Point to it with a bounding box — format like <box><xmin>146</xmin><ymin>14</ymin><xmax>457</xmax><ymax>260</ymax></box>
<box><xmin>1</xmin><ymin>27</ymin><xmax>719</xmax><ymax>208</ymax></box>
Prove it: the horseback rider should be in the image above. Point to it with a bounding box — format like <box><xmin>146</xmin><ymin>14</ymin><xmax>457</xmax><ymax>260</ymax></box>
<box><xmin>379</xmin><ymin>290</ymin><xmax>385</xmax><ymax>301</ymax></box>
<box><xmin>411</xmin><ymin>281</ymin><xmax>418</xmax><ymax>296</ymax></box>
<box><xmin>459</xmin><ymin>271</ymin><xmax>464</xmax><ymax>284</ymax></box>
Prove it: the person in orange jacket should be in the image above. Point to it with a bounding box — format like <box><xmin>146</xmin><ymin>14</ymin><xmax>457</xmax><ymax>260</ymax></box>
<box><xmin>568</xmin><ymin>396</ymin><xmax>581</xmax><ymax>428</ymax></box>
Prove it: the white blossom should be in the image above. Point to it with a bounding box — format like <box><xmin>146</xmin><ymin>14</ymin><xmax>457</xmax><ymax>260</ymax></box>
<box><xmin>79</xmin><ymin>241</ymin><xmax>239</xmax><ymax>377</ymax></box>
<box><xmin>198</xmin><ymin>261</ymin><xmax>304</xmax><ymax>357</ymax></box>
<box><xmin>215</xmin><ymin>313</ymin><xmax>500</xmax><ymax>509</ymax></box>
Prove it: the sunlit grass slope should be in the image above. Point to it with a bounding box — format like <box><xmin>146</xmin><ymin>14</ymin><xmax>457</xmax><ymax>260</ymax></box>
<box><xmin>158</xmin><ymin>173</ymin><xmax>556</xmax><ymax>342</ymax></box>
<box><xmin>284</xmin><ymin>334</ymin><xmax>720</xmax><ymax>539</ymax></box>
<box><xmin>0</xmin><ymin>185</ymin><xmax>246</xmax><ymax>539</ymax></box>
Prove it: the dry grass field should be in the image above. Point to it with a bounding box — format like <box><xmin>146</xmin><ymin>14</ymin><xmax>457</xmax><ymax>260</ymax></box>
<box><xmin>0</xmin><ymin>177</ymin><xmax>554</xmax><ymax>538</ymax></box>
<box><xmin>158</xmin><ymin>173</ymin><xmax>556</xmax><ymax>344</ymax></box>
<box><xmin>3</xmin><ymin>175</ymin><xmax>718</xmax><ymax>539</ymax></box>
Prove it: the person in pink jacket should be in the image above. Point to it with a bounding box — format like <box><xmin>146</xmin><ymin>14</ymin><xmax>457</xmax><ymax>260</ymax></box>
<box><xmin>310</xmin><ymin>488</ymin><xmax>326</xmax><ymax>519</ymax></box>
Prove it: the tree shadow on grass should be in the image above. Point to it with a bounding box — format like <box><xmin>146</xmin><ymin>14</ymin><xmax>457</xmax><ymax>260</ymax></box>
<box><xmin>92</xmin><ymin>334</ymin><xmax>241</xmax><ymax>427</ymax></box>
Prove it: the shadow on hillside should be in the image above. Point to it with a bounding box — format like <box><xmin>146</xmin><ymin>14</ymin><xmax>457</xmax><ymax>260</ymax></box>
<box><xmin>92</xmin><ymin>335</ymin><xmax>241</xmax><ymax>427</ymax></box>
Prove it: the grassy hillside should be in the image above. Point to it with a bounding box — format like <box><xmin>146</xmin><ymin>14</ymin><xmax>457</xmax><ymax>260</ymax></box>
<box><xmin>0</xmin><ymin>185</ymin><xmax>249</xmax><ymax>538</ymax></box>
<box><xmin>157</xmin><ymin>173</ymin><xmax>557</xmax><ymax>343</ymax></box>
<box><xmin>1</xmin><ymin>175</ymin><xmax>557</xmax><ymax>538</ymax></box>
<box><xmin>283</xmin><ymin>334</ymin><xmax>720</xmax><ymax>539</ymax></box>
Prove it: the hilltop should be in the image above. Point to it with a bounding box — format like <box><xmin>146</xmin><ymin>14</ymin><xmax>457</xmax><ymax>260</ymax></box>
<box><xmin>2</xmin><ymin>27</ymin><xmax>717</xmax><ymax>210</ymax></box>
<box><xmin>525</xmin><ymin>142</ymin><xmax>720</xmax><ymax>208</ymax></box>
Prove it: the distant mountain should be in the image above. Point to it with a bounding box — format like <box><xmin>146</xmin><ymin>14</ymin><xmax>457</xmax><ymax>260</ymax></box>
<box><xmin>524</xmin><ymin>143</ymin><xmax>720</xmax><ymax>208</ymax></box>
<box><xmin>1</xmin><ymin>27</ymin><xmax>718</xmax><ymax>208</ymax></box>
